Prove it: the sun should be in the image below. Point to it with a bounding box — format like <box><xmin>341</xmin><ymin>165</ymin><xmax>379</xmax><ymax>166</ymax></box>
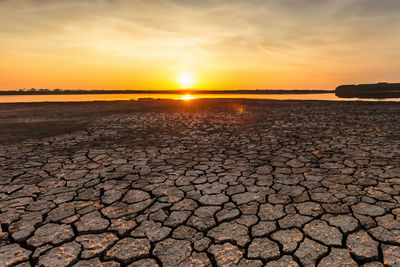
<box><xmin>179</xmin><ymin>72</ymin><xmax>194</xmax><ymax>89</ymax></box>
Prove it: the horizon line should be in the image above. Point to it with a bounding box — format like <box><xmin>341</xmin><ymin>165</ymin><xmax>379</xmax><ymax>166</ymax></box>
<box><xmin>0</xmin><ymin>88</ymin><xmax>334</xmax><ymax>92</ymax></box>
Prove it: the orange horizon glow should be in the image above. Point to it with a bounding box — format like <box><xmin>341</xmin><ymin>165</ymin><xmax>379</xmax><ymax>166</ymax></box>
<box><xmin>1</xmin><ymin>1</ymin><xmax>400</xmax><ymax>91</ymax></box>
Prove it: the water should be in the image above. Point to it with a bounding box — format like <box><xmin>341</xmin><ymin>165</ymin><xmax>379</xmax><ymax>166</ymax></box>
<box><xmin>1</xmin><ymin>93</ymin><xmax>400</xmax><ymax>103</ymax></box>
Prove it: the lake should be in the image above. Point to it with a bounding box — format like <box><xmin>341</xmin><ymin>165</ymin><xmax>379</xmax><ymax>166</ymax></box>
<box><xmin>1</xmin><ymin>93</ymin><xmax>400</xmax><ymax>103</ymax></box>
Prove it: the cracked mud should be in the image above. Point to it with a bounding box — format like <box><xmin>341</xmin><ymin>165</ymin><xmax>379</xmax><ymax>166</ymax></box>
<box><xmin>1</xmin><ymin>99</ymin><xmax>400</xmax><ymax>266</ymax></box>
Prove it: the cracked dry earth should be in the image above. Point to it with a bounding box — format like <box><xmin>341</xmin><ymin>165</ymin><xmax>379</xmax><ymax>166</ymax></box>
<box><xmin>1</xmin><ymin>99</ymin><xmax>400</xmax><ymax>267</ymax></box>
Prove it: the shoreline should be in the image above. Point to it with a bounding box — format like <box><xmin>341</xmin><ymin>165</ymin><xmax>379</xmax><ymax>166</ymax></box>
<box><xmin>1</xmin><ymin>96</ymin><xmax>400</xmax><ymax>105</ymax></box>
<box><xmin>1</xmin><ymin>98</ymin><xmax>399</xmax><ymax>144</ymax></box>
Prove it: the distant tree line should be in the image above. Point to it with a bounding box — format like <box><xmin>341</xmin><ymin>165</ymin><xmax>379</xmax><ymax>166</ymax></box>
<box><xmin>0</xmin><ymin>89</ymin><xmax>334</xmax><ymax>95</ymax></box>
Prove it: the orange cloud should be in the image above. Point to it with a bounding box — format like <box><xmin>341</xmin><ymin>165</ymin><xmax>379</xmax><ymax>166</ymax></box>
<box><xmin>1</xmin><ymin>0</ymin><xmax>400</xmax><ymax>90</ymax></box>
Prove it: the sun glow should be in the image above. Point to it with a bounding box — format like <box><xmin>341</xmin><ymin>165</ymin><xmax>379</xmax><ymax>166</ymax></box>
<box><xmin>179</xmin><ymin>72</ymin><xmax>194</xmax><ymax>89</ymax></box>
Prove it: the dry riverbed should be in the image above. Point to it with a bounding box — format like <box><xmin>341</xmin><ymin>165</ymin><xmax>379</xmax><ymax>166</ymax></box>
<box><xmin>1</xmin><ymin>99</ymin><xmax>400</xmax><ymax>266</ymax></box>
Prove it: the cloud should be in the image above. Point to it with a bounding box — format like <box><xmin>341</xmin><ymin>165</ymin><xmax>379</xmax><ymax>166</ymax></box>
<box><xmin>1</xmin><ymin>0</ymin><xmax>400</xmax><ymax>89</ymax></box>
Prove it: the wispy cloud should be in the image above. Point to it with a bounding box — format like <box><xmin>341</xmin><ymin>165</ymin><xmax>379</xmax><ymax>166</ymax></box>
<box><xmin>1</xmin><ymin>0</ymin><xmax>400</xmax><ymax>89</ymax></box>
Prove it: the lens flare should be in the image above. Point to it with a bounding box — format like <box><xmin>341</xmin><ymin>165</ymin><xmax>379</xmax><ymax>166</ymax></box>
<box><xmin>233</xmin><ymin>104</ymin><xmax>245</xmax><ymax>115</ymax></box>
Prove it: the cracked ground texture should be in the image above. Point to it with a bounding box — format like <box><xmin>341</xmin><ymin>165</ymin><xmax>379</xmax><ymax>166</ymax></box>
<box><xmin>0</xmin><ymin>99</ymin><xmax>400</xmax><ymax>267</ymax></box>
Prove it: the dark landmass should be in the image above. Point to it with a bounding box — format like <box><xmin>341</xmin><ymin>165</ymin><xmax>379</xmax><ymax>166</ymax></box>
<box><xmin>1</xmin><ymin>99</ymin><xmax>400</xmax><ymax>266</ymax></box>
<box><xmin>0</xmin><ymin>89</ymin><xmax>333</xmax><ymax>95</ymax></box>
<box><xmin>336</xmin><ymin>82</ymin><xmax>400</xmax><ymax>98</ymax></box>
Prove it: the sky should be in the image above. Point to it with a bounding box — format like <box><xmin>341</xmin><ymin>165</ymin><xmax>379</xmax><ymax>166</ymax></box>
<box><xmin>1</xmin><ymin>0</ymin><xmax>400</xmax><ymax>90</ymax></box>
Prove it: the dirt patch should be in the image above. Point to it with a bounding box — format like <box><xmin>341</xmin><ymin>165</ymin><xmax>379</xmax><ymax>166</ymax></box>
<box><xmin>0</xmin><ymin>121</ymin><xmax>87</xmax><ymax>144</ymax></box>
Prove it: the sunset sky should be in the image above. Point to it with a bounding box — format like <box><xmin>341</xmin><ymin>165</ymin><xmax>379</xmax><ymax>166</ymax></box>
<box><xmin>1</xmin><ymin>0</ymin><xmax>400</xmax><ymax>90</ymax></box>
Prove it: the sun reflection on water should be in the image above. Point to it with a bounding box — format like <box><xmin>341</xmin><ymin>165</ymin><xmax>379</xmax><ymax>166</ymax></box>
<box><xmin>178</xmin><ymin>94</ymin><xmax>196</xmax><ymax>101</ymax></box>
